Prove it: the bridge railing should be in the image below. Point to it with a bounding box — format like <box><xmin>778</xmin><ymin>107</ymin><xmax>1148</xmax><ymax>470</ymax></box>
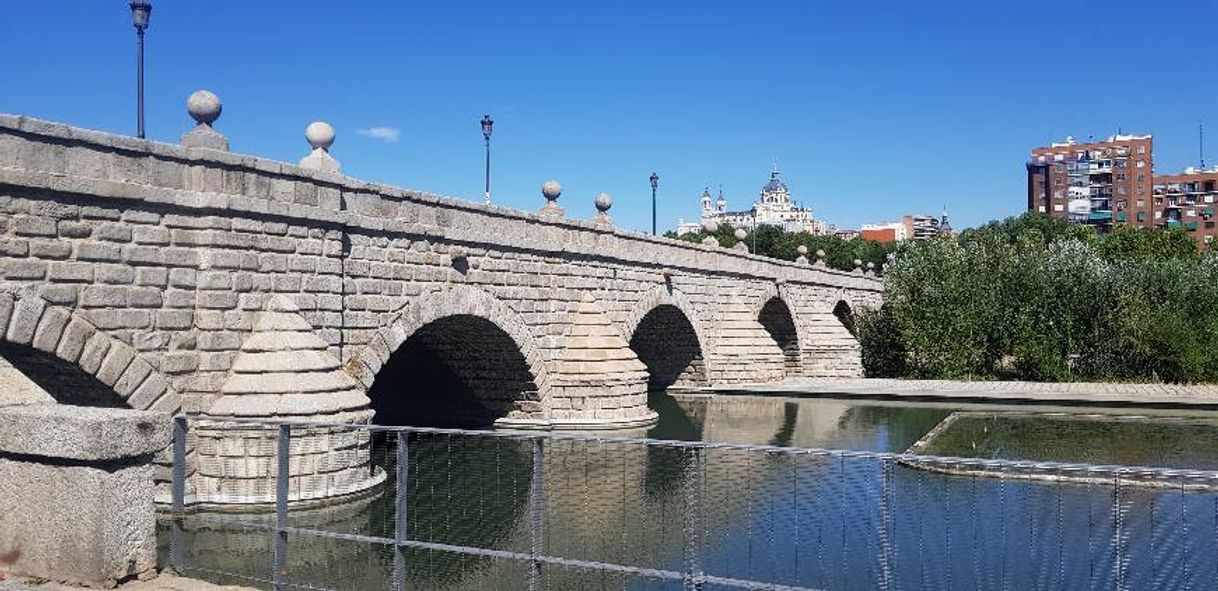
<box><xmin>167</xmin><ymin>415</ymin><xmax>1218</xmax><ymax>591</ymax></box>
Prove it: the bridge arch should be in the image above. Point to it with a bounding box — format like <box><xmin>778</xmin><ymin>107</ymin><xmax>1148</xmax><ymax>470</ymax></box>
<box><xmin>0</xmin><ymin>292</ymin><xmax>178</xmax><ymax>411</ymax></box>
<box><xmin>753</xmin><ymin>286</ymin><xmax>803</xmax><ymax>376</ymax></box>
<box><xmin>623</xmin><ymin>286</ymin><xmax>711</xmax><ymax>391</ymax></box>
<box><xmin>357</xmin><ymin>285</ymin><xmax>549</xmax><ymax>427</ymax></box>
<box><xmin>832</xmin><ymin>298</ymin><xmax>857</xmax><ymax>337</ymax></box>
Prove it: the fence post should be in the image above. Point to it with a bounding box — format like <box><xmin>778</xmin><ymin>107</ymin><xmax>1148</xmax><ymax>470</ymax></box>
<box><xmin>170</xmin><ymin>415</ymin><xmax>187</xmax><ymax>575</ymax></box>
<box><xmin>879</xmin><ymin>458</ymin><xmax>894</xmax><ymax>591</ymax></box>
<box><xmin>274</xmin><ymin>424</ymin><xmax>291</xmax><ymax>591</ymax></box>
<box><xmin>529</xmin><ymin>437</ymin><xmax>546</xmax><ymax>591</ymax></box>
<box><xmin>1112</xmin><ymin>472</ymin><xmax>1126</xmax><ymax>591</ymax></box>
<box><xmin>393</xmin><ymin>431</ymin><xmax>409</xmax><ymax>591</ymax></box>
<box><xmin>683</xmin><ymin>447</ymin><xmax>703</xmax><ymax>591</ymax></box>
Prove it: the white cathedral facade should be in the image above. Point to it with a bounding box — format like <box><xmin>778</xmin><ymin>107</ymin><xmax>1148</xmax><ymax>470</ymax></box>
<box><xmin>676</xmin><ymin>167</ymin><xmax>827</xmax><ymax>236</ymax></box>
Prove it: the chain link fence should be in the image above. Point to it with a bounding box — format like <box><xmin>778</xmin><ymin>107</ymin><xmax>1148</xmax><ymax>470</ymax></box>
<box><xmin>164</xmin><ymin>415</ymin><xmax>1218</xmax><ymax>591</ymax></box>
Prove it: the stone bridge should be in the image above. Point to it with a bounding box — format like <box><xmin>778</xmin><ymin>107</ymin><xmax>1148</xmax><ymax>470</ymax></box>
<box><xmin>0</xmin><ymin>111</ymin><xmax>880</xmax><ymax>441</ymax></box>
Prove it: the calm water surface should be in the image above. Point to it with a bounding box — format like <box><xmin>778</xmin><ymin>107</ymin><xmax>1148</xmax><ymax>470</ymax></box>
<box><xmin>165</xmin><ymin>392</ymin><xmax>1218</xmax><ymax>590</ymax></box>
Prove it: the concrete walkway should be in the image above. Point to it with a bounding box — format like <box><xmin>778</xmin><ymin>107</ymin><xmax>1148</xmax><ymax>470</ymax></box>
<box><xmin>711</xmin><ymin>377</ymin><xmax>1218</xmax><ymax>408</ymax></box>
<box><xmin>0</xmin><ymin>575</ymin><xmax>255</xmax><ymax>591</ymax></box>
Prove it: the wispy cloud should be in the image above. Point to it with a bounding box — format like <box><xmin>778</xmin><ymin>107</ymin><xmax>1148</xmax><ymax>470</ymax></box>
<box><xmin>357</xmin><ymin>126</ymin><xmax>401</xmax><ymax>143</ymax></box>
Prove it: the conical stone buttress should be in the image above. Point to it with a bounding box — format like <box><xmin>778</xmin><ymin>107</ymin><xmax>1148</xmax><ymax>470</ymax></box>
<box><xmin>192</xmin><ymin>295</ymin><xmax>385</xmax><ymax>506</ymax></box>
<box><xmin>539</xmin><ymin>296</ymin><xmax>658</xmax><ymax>430</ymax></box>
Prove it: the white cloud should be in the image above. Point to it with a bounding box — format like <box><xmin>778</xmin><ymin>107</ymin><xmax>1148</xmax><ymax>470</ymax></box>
<box><xmin>357</xmin><ymin>126</ymin><xmax>400</xmax><ymax>143</ymax></box>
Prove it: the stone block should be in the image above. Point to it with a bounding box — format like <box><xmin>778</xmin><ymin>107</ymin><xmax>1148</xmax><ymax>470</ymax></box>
<box><xmin>0</xmin><ymin>404</ymin><xmax>169</xmax><ymax>461</ymax></box>
<box><xmin>0</xmin><ymin>405</ymin><xmax>167</xmax><ymax>586</ymax></box>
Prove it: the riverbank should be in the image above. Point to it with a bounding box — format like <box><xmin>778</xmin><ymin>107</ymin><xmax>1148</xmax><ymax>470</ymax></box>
<box><xmin>710</xmin><ymin>377</ymin><xmax>1218</xmax><ymax>408</ymax></box>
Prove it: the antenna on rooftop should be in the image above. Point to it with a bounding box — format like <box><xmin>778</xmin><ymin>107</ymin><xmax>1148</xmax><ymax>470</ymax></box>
<box><xmin>1201</xmin><ymin>120</ymin><xmax>1207</xmax><ymax>169</ymax></box>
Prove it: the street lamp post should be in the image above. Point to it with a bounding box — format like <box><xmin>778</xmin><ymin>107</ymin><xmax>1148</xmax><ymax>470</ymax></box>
<box><xmin>649</xmin><ymin>172</ymin><xmax>659</xmax><ymax>235</ymax></box>
<box><xmin>481</xmin><ymin>114</ymin><xmax>494</xmax><ymax>204</ymax></box>
<box><xmin>130</xmin><ymin>1</ymin><xmax>152</xmax><ymax>139</ymax></box>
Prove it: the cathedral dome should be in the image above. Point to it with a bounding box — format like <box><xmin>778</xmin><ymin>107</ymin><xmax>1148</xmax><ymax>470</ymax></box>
<box><xmin>763</xmin><ymin>168</ymin><xmax>788</xmax><ymax>193</ymax></box>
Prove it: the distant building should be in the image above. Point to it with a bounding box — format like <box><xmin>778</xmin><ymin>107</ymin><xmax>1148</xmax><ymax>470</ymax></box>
<box><xmin>1152</xmin><ymin>168</ymin><xmax>1218</xmax><ymax>245</ymax></box>
<box><xmin>1026</xmin><ymin>134</ymin><xmax>1153</xmax><ymax>234</ymax></box>
<box><xmin>860</xmin><ymin>222</ymin><xmax>905</xmax><ymax>243</ymax></box>
<box><xmin>676</xmin><ymin>166</ymin><xmax>826</xmax><ymax>236</ymax></box>
<box><xmin>859</xmin><ymin>210</ymin><xmax>952</xmax><ymax>243</ymax></box>
<box><xmin>1027</xmin><ymin>133</ymin><xmax>1218</xmax><ymax>245</ymax></box>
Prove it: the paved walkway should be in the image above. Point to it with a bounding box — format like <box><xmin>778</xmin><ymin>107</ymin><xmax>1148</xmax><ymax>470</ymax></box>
<box><xmin>711</xmin><ymin>377</ymin><xmax>1218</xmax><ymax>407</ymax></box>
<box><xmin>0</xmin><ymin>575</ymin><xmax>254</xmax><ymax>591</ymax></box>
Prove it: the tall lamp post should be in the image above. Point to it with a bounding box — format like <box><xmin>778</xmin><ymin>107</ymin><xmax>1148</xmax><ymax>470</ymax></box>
<box><xmin>130</xmin><ymin>1</ymin><xmax>152</xmax><ymax>139</ymax></box>
<box><xmin>481</xmin><ymin>114</ymin><xmax>494</xmax><ymax>204</ymax></box>
<box><xmin>649</xmin><ymin>172</ymin><xmax>659</xmax><ymax>235</ymax></box>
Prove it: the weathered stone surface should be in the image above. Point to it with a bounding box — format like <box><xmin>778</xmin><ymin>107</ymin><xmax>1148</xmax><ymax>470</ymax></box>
<box><xmin>0</xmin><ymin>113</ymin><xmax>880</xmax><ymax>437</ymax></box>
<box><xmin>0</xmin><ymin>404</ymin><xmax>170</xmax><ymax>460</ymax></box>
<box><xmin>0</xmin><ymin>456</ymin><xmax>158</xmax><ymax>586</ymax></box>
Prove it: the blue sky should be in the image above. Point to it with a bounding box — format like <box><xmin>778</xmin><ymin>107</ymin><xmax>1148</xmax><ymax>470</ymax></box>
<box><xmin>3</xmin><ymin>1</ymin><xmax>1215</xmax><ymax>232</ymax></box>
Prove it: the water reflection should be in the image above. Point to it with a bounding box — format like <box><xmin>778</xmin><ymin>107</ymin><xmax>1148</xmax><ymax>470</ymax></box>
<box><xmin>163</xmin><ymin>393</ymin><xmax>1218</xmax><ymax>590</ymax></box>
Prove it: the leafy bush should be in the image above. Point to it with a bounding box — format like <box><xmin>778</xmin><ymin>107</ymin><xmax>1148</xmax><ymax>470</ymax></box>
<box><xmin>866</xmin><ymin>212</ymin><xmax>1216</xmax><ymax>383</ymax></box>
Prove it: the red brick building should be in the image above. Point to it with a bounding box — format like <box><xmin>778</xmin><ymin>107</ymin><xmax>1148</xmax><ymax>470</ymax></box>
<box><xmin>1027</xmin><ymin>134</ymin><xmax>1218</xmax><ymax>246</ymax></box>
<box><xmin>1026</xmin><ymin>135</ymin><xmax>1152</xmax><ymax>233</ymax></box>
<box><xmin>1152</xmin><ymin>169</ymin><xmax>1218</xmax><ymax>245</ymax></box>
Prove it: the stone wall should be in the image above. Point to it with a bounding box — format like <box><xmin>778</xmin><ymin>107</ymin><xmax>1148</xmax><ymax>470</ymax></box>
<box><xmin>0</xmin><ymin>113</ymin><xmax>882</xmax><ymax>431</ymax></box>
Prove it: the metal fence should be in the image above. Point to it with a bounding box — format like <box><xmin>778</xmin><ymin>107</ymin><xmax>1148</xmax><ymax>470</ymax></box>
<box><xmin>165</xmin><ymin>415</ymin><xmax>1218</xmax><ymax>591</ymax></box>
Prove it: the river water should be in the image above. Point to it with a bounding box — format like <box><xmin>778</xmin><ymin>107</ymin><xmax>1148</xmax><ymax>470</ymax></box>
<box><xmin>165</xmin><ymin>392</ymin><xmax>1218</xmax><ymax>590</ymax></box>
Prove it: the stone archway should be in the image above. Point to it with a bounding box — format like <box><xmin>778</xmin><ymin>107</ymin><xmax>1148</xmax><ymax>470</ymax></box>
<box><xmin>624</xmin><ymin>286</ymin><xmax>711</xmax><ymax>391</ymax></box>
<box><xmin>0</xmin><ymin>292</ymin><xmax>178</xmax><ymax>412</ymax></box>
<box><xmin>353</xmin><ymin>285</ymin><xmax>547</xmax><ymax>428</ymax></box>
<box><xmin>757</xmin><ymin>297</ymin><xmax>802</xmax><ymax>376</ymax></box>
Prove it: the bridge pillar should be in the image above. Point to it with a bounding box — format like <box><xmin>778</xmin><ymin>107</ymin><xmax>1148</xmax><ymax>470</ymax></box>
<box><xmin>708</xmin><ymin>297</ymin><xmax>786</xmax><ymax>384</ymax></box>
<box><xmin>526</xmin><ymin>297</ymin><xmax>657</xmax><ymax>430</ymax></box>
<box><xmin>801</xmin><ymin>311</ymin><xmax>864</xmax><ymax>378</ymax></box>
<box><xmin>193</xmin><ymin>295</ymin><xmax>385</xmax><ymax>506</ymax></box>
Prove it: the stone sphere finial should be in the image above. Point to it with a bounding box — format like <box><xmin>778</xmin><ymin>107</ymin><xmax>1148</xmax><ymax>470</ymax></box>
<box><xmin>187</xmin><ymin>90</ymin><xmax>221</xmax><ymax>125</ymax></box>
<box><xmin>701</xmin><ymin>219</ymin><xmax>718</xmax><ymax>234</ymax></box>
<box><xmin>300</xmin><ymin>121</ymin><xmax>340</xmax><ymax>172</ymax></box>
<box><xmin>816</xmin><ymin>249</ymin><xmax>826</xmax><ymax>258</ymax></box>
<box><xmin>594</xmin><ymin>192</ymin><xmax>613</xmax><ymax>213</ymax></box>
<box><xmin>867</xmin><ymin>262</ymin><xmax>875</xmax><ymax>270</ymax></box>
<box><xmin>305</xmin><ymin>121</ymin><xmax>336</xmax><ymax>151</ymax></box>
<box><xmin>542</xmin><ymin>180</ymin><xmax>562</xmax><ymax>202</ymax></box>
<box><xmin>797</xmin><ymin>245</ymin><xmax>808</xmax><ymax>255</ymax></box>
<box><xmin>734</xmin><ymin>228</ymin><xmax>747</xmax><ymax>240</ymax></box>
<box><xmin>180</xmin><ymin>89</ymin><xmax>229</xmax><ymax>151</ymax></box>
<box><xmin>853</xmin><ymin>258</ymin><xmax>863</xmax><ymax>267</ymax></box>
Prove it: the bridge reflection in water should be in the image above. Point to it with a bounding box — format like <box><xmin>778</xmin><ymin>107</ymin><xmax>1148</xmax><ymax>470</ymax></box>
<box><xmin>163</xmin><ymin>395</ymin><xmax>1218</xmax><ymax>591</ymax></box>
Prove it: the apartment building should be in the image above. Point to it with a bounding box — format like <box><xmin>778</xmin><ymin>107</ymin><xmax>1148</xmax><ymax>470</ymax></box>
<box><xmin>1027</xmin><ymin>133</ymin><xmax>1218</xmax><ymax>246</ymax></box>
<box><xmin>1026</xmin><ymin>135</ymin><xmax>1153</xmax><ymax>233</ymax></box>
<box><xmin>1152</xmin><ymin>168</ymin><xmax>1218</xmax><ymax>245</ymax></box>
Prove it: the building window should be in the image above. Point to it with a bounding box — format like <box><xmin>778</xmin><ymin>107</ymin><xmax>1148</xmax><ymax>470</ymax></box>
<box><xmin>1138</xmin><ymin>146</ymin><xmax>1146</xmax><ymax>155</ymax></box>
<box><xmin>1117</xmin><ymin>173</ymin><xmax>1127</xmax><ymax>181</ymax></box>
<box><xmin>1137</xmin><ymin>212</ymin><xmax>1146</xmax><ymax>222</ymax></box>
<box><xmin>1053</xmin><ymin>204</ymin><xmax>1063</xmax><ymax>212</ymax></box>
<box><xmin>1038</xmin><ymin>206</ymin><xmax>1047</xmax><ymax>213</ymax></box>
<box><xmin>1055</xmin><ymin>177</ymin><xmax>1064</xmax><ymax>186</ymax></box>
<box><xmin>1206</xmin><ymin>235</ymin><xmax>1214</xmax><ymax>244</ymax></box>
<box><xmin>1155</xmin><ymin>211</ymin><xmax>1162</xmax><ymax>219</ymax></box>
<box><xmin>1138</xmin><ymin>173</ymin><xmax>1145</xmax><ymax>181</ymax></box>
<box><xmin>1137</xmin><ymin>160</ymin><xmax>1146</xmax><ymax>168</ymax></box>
